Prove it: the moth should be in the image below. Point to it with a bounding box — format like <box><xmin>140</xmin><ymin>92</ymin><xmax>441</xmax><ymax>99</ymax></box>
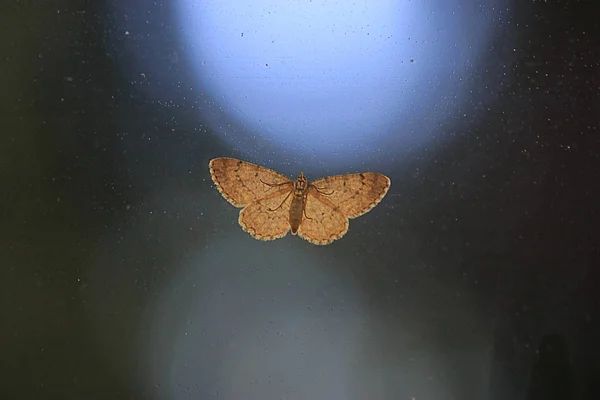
<box><xmin>209</xmin><ymin>157</ymin><xmax>390</xmax><ymax>245</ymax></box>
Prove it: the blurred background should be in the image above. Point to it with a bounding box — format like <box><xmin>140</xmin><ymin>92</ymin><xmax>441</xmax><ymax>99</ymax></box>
<box><xmin>1</xmin><ymin>0</ymin><xmax>598</xmax><ymax>399</ymax></box>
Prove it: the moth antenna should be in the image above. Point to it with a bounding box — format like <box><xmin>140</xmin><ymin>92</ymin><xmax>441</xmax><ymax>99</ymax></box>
<box><xmin>313</xmin><ymin>185</ymin><xmax>334</xmax><ymax>195</ymax></box>
<box><xmin>260</xmin><ymin>179</ymin><xmax>290</xmax><ymax>187</ymax></box>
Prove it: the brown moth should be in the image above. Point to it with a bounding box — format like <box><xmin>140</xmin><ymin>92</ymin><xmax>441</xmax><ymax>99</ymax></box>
<box><xmin>209</xmin><ymin>157</ymin><xmax>390</xmax><ymax>245</ymax></box>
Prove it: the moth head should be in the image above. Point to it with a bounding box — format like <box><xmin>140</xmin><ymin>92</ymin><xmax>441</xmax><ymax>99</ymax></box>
<box><xmin>295</xmin><ymin>172</ymin><xmax>308</xmax><ymax>192</ymax></box>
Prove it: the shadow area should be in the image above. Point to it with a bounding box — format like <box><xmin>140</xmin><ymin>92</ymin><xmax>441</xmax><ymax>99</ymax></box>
<box><xmin>527</xmin><ymin>334</ymin><xmax>573</xmax><ymax>400</ymax></box>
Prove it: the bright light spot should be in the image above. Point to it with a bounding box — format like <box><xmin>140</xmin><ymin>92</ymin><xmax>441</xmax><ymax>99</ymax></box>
<box><xmin>177</xmin><ymin>0</ymin><xmax>506</xmax><ymax>169</ymax></box>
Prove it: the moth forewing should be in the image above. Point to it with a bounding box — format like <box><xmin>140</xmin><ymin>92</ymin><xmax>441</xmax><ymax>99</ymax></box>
<box><xmin>209</xmin><ymin>158</ymin><xmax>390</xmax><ymax>245</ymax></box>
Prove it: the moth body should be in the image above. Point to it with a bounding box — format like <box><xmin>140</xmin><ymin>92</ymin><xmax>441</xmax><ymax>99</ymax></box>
<box><xmin>289</xmin><ymin>172</ymin><xmax>308</xmax><ymax>235</ymax></box>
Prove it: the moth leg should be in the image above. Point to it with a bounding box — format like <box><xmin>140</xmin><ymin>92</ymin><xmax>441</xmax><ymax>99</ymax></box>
<box><xmin>267</xmin><ymin>190</ymin><xmax>293</xmax><ymax>212</ymax></box>
<box><xmin>302</xmin><ymin>195</ymin><xmax>313</xmax><ymax>220</ymax></box>
<box><xmin>303</xmin><ymin>207</ymin><xmax>313</xmax><ymax>220</ymax></box>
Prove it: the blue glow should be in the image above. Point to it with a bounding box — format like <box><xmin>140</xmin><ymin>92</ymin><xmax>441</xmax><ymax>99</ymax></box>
<box><xmin>177</xmin><ymin>0</ymin><xmax>506</xmax><ymax>169</ymax></box>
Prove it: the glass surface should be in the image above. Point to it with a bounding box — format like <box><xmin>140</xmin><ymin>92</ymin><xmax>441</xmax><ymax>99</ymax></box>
<box><xmin>2</xmin><ymin>1</ymin><xmax>597</xmax><ymax>399</ymax></box>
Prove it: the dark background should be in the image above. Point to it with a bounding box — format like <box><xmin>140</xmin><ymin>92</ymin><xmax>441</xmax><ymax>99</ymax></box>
<box><xmin>1</xmin><ymin>1</ymin><xmax>599</xmax><ymax>399</ymax></box>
